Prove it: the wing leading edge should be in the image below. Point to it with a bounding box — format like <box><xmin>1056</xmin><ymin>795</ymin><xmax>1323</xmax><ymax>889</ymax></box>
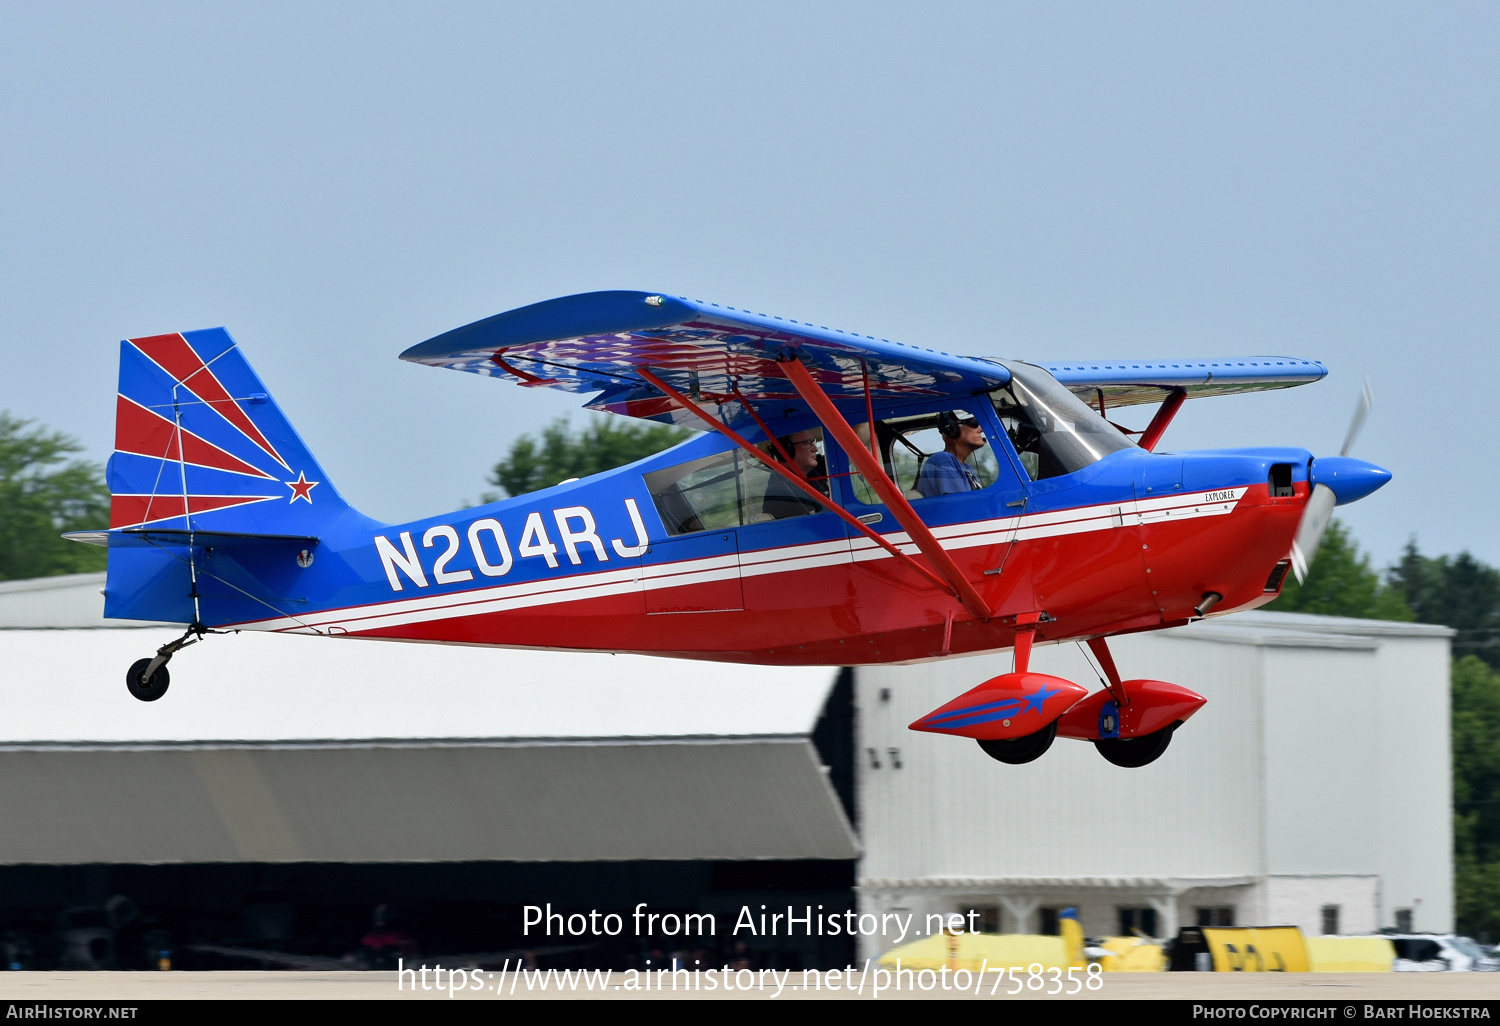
<box><xmin>399</xmin><ymin>291</ymin><xmax>1011</xmax><ymax>431</ymax></box>
<box><xmin>1038</xmin><ymin>357</ymin><xmax>1327</xmax><ymax>409</ymax></box>
<box><xmin>400</xmin><ymin>290</ymin><xmax>1326</xmax><ymax>428</ymax></box>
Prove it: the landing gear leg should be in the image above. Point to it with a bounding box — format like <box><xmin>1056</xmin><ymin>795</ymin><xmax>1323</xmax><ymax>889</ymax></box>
<box><xmin>974</xmin><ymin>617</ymin><xmax>1059</xmax><ymax>764</ymax></box>
<box><xmin>126</xmin><ymin>625</ymin><xmax>212</xmax><ymax>702</ymax></box>
<box><xmin>1081</xmin><ymin>635</ymin><xmax>1152</xmax><ymax>765</ymax></box>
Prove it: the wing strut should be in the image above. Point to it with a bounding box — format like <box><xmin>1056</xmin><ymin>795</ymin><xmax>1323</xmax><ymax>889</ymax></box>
<box><xmin>635</xmin><ymin>368</ymin><xmax>955</xmax><ymax>596</ymax></box>
<box><xmin>778</xmin><ymin>356</ymin><xmax>994</xmax><ymax>621</ymax></box>
<box><xmin>1138</xmin><ymin>388</ymin><xmax>1187</xmax><ymax>452</ymax></box>
<box><xmin>729</xmin><ymin>383</ymin><xmax>802</xmax><ymax>472</ymax></box>
<box><xmin>1086</xmin><ymin>636</ymin><xmax>1130</xmax><ymax>707</ymax></box>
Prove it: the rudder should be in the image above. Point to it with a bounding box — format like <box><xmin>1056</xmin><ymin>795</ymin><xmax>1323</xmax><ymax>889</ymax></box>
<box><xmin>102</xmin><ymin>328</ymin><xmax>366</xmax><ymax>624</ymax></box>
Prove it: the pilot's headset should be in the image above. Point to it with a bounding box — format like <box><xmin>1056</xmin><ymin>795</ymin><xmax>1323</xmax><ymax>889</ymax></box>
<box><xmin>936</xmin><ymin>411</ymin><xmax>974</xmax><ymax>440</ymax></box>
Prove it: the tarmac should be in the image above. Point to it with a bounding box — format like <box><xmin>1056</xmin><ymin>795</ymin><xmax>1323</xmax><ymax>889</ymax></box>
<box><xmin>0</xmin><ymin>971</ymin><xmax>1499</xmax><ymax>1000</ymax></box>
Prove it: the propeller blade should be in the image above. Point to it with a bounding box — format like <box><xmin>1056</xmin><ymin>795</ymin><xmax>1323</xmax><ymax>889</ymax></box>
<box><xmin>1290</xmin><ymin>483</ymin><xmax>1337</xmax><ymax>583</ymax></box>
<box><xmin>1293</xmin><ymin>383</ymin><xmax>1374</xmax><ymax>583</ymax></box>
<box><xmin>1340</xmin><ymin>379</ymin><xmax>1373</xmax><ymax>458</ymax></box>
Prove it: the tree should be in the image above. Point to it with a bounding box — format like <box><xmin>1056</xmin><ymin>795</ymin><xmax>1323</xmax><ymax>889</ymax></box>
<box><xmin>1452</xmin><ymin>655</ymin><xmax>1500</xmax><ymax>938</ymax></box>
<box><xmin>0</xmin><ymin>413</ymin><xmax>109</xmax><ymax>581</ymax></box>
<box><xmin>1389</xmin><ymin>541</ymin><xmax>1500</xmax><ymax>672</ymax></box>
<box><xmin>1219</xmin><ymin>517</ymin><xmax>1500</xmax><ymax>937</ymax></box>
<box><xmin>1263</xmin><ymin>519</ymin><xmax>1412</xmax><ymax>621</ymax></box>
<box><xmin>487</xmin><ymin>416</ymin><xmax>691</xmax><ymax>499</ymax></box>
<box><xmin>1384</xmin><ymin>541</ymin><xmax>1500</xmax><ymax>938</ymax></box>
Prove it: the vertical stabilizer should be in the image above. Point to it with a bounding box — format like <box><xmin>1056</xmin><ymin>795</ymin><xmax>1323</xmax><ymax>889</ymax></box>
<box><xmin>103</xmin><ymin>328</ymin><xmax>366</xmax><ymax>624</ymax></box>
<box><xmin>109</xmin><ymin>328</ymin><xmax>349</xmax><ymax>533</ymax></box>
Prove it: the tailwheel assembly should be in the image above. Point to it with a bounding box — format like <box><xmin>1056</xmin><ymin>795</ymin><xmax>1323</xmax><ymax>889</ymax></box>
<box><xmin>125</xmin><ymin>624</ymin><xmax>221</xmax><ymax>703</ymax></box>
<box><xmin>125</xmin><ymin>659</ymin><xmax>170</xmax><ymax>702</ymax></box>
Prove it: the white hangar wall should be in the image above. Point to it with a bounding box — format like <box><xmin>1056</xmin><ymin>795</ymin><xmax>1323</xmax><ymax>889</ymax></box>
<box><xmin>0</xmin><ymin>574</ymin><xmax>856</xmax><ymax>865</ymax></box>
<box><xmin>853</xmin><ymin>612</ymin><xmax>1452</xmax><ymax>958</ymax></box>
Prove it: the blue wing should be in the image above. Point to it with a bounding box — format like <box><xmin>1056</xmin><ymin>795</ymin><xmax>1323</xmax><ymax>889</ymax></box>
<box><xmin>1038</xmin><ymin>357</ymin><xmax>1327</xmax><ymax>408</ymax></box>
<box><xmin>399</xmin><ymin>291</ymin><xmax>1012</xmax><ymax>429</ymax></box>
<box><xmin>400</xmin><ymin>290</ymin><xmax>1326</xmax><ymax>427</ymax></box>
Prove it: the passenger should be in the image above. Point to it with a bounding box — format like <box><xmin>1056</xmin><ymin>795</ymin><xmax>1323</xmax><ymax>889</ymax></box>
<box><xmin>916</xmin><ymin>412</ymin><xmax>986</xmax><ymax>497</ymax></box>
<box><xmin>761</xmin><ymin>430</ymin><xmax>829</xmax><ymax>519</ymax></box>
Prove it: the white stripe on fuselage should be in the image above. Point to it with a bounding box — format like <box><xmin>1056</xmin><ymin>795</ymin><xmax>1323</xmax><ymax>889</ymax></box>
<box><xmin>233</xmin><ymin>486</ymin><xmax>1248</xmax><ymax>634</ymax></box>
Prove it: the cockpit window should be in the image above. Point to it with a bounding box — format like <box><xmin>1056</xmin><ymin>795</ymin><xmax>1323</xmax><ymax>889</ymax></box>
<box><xmin>846</xmin><ymin>412</ymin><xmax>1002</xmax><ymax>504</ymax></box>
<box><xmin>644</xmin><ymin>439</ymin><xmax>831</xmax><ymax>536</ymax></box>
<box><xmin>992</xmin><ymin>361</ymin><xmax>1137</xmax><ymax>480</ymax></box>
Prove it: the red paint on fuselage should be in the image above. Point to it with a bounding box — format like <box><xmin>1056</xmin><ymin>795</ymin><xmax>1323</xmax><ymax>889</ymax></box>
<box><xmin>342</xmin><ymin>483</ymin><xmax>1307</xmax><ymax>667</ymax></box>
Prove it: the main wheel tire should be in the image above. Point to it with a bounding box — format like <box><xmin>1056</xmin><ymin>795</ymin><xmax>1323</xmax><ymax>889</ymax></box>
<box><xmin>125</xmin><ymin>659</ymin><xmax>169</xmax><ymax>702</ymax></box>
<box><xmin>977</xmin><ymin>720</ymin><xmax>1057</xmax><ymax>765</ymax></box>
<box><xmin>1094</xmin><ymin>722</ymin><xmax>1177</xmax><ymax>768</ymax></box>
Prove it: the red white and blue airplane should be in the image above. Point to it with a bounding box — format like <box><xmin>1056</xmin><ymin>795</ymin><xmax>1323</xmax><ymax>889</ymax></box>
<box><xmin>75</xmin><ymin>290</ymin><xmax>1390</xmax><ymax>767</ymax></box>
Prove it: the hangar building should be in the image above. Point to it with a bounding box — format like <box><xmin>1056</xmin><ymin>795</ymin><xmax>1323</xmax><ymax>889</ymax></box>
<box><xmin>0</xmin><ymin>573</ymin><xmax>1452</xmax><ymax>967</ymax></box>
<box><xmin>854</xmin><ymin>611</ymin><xmax>1454</xmax><ymax>959</ymax></box>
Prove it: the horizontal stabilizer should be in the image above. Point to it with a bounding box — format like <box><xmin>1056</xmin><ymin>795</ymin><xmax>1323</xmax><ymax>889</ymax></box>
<box><xmin>67</xmin><ymin>529</ymin><xmax>319</xmax><ymax>549</ymax></box>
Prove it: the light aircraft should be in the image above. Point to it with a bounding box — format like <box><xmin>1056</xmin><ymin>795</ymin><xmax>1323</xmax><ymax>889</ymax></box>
<box><xmin>72</xmin><ymin>290</ymin><xmax>1390</xmax><ymax>767</ymax></box>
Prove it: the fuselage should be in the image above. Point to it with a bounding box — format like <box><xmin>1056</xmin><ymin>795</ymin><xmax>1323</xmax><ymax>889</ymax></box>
<box><xmin>208</xmin><ymin>416</ymin><xmax>1316</xmax><ymax>666</ymax></box>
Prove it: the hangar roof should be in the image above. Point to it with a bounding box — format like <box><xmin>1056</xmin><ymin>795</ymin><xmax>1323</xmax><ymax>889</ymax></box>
<box><xmin>1176</xmin><ymin>609</ymin><xmax>1453</xmax><ymax>649</ymax></box>
<box><xmin>0</xmin><ymin>574</ymin><xmax>855</xmax><ymax>864</ymax></box>
<box><xmin>0</xmin><ymin>737</ymin><xmax>859</xmax><ymax>864</ymax></box>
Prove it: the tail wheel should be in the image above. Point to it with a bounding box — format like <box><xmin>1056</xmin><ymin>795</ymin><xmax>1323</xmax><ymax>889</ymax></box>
<box><xmin>1094</xmin><ymin>721</ymin><xmax>1179</xmax><ymax>768</ymax></box>
<box><xmin>125</xmin><ymin>659</ymin><xmax>170</xmax><ymax>702</ymax></box>
<box><xmin>977</xmin><ymin>720</ymin><xmax>1057</xmax><ymax>765</ymax></box>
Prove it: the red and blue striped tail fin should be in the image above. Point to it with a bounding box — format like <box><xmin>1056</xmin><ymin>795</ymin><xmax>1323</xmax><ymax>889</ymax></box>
<box><xmin>108</xmin><ymin>328</ymin><xmax>347</xmax><ymax>534</ymax></box>
<box><xmin>102</xmin><ymin>328</ymin><xmax>366</xmax><ymax>625</ymax></box>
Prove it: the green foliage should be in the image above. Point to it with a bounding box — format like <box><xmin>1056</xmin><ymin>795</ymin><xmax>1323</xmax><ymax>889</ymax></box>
<box><xmin>1390</xmin><ymin>541</ymin><xmax>1500</xmax><ymax>671</ymax></box>
<box><xmin>1263</xmin><ymin>519</ymin><xmax>1412</xmax><ymax>621</ymax></box>
<box><xmin>1453</xmin><ymin>655</ymin><xmax>1500</xmax><ymax>937</ymax></box>
<box><xmin>1406</xmin><ymin>538</ymin><xmax>1500</xmax><ymax>938</ymax></box>
<box><xmin>487</xmin><ymin>416</ymin><xmax>691</xmax><ymax>499</ymax></box>
<box><xmin>0</xmin><ymin>413</ymin><xmax>109</xmax><ymax>581</ymax></box>
<box><xmin>1454</xmin><ymin>655</ymin><xmax>1500</xmax><ymax>858</ymax></box>
<box><xmin>1455</xmin><ymin>857</ymin><xmax>1500</xmax><ymax>942</ymax></box>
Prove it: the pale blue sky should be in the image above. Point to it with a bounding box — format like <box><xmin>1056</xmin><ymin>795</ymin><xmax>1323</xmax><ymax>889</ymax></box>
<box><xmin>1</xmin><ymin>2</ymin><xmax>1495</xmax><ymax>567</ymax></box>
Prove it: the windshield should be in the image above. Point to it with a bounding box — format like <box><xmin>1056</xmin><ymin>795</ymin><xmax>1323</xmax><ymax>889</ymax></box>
<box><xmin>992</xmin><ymin>361</ymin><xmax>1137</xmax><ymax>480</ymax></box>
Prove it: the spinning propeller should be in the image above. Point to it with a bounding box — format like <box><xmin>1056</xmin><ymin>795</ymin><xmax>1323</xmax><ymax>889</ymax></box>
<box><xmin>1290</xmin><ymin>380</ymin><xmax>1385</xmax><ymax>583</ymax></box>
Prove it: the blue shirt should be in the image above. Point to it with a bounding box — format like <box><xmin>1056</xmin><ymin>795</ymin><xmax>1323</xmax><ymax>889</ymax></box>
<box><xmin>916</xmin><ymin>452</ymin><xmax>982</xmax><ymax>497</ymax></box>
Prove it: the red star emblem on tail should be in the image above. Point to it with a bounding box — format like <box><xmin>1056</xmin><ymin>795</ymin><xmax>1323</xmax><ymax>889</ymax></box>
<box><xmin>287</xmin><ymin>471</ymin><xmax>319</xmax><ymax>504</ymax></box>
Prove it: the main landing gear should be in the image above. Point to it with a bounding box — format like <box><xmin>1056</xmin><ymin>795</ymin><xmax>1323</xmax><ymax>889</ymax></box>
<box><xmin>977</xmin><ymin>720</ymin><xmax>1057</xmax><ymax>765</ymax></box>
<box><xmin>910</xmin><ymin>623</ymin><xmax>1207</xmax><ymax>768</ymax></box>
<box><xmin>125</xmin><ymin>625</ymin><xmax>217</xmax><ymax>702</ymax></box>
<box><xmin>1094</xmin><ymin>721</ymin><xmax>1179</xmax><ymax>768</ymax></box>
<box><xmin>977</xmin><ymin>719</ymin><xmax>1179</xmax><ymax>768</ymax></box>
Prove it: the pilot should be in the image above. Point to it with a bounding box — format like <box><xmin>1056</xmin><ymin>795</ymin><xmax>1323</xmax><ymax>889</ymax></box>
<box><xmin>916</xmin><ymin>411</ymin><xmax>986</xmax><ymax>497</ymax></box>
<box><xmin>761</xmin><ymin>430</ymin><xmax>829</xmax><ymax>519</ymax></box>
